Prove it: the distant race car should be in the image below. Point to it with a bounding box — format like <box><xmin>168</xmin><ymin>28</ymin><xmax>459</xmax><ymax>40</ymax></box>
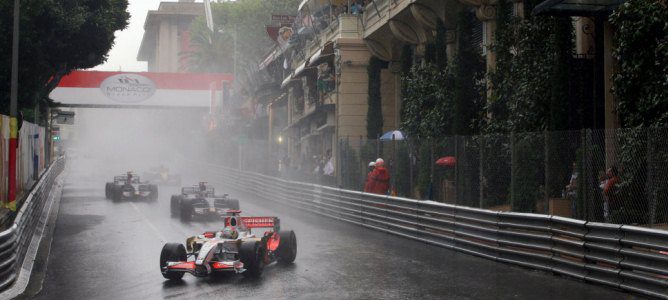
<box><xmin>143</xmin><ymin>165</ymin><xmax>181</xmax><ymax>186</ymax></box>
<box><xmin>105</xmin><ymin>172</ymin><xmax>158</xmax><ymax>202</ymax></box>
<box><xmin>170</xmin><ymin>182</ymin><xmax>240</xmax><ymax>221</ymax></box>
<box><xmin>160</xmin><ymin>210</ymin><xmax>297</xmax><ymax>279</ymax></box>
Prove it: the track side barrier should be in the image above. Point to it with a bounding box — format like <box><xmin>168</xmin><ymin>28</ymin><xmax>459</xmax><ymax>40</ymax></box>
<box><xmin>0</xmin><ymin>157</ymin><xmax>64</xmax><ymax>292</ymax></box>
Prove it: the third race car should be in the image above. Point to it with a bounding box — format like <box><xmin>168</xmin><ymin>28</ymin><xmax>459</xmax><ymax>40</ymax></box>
<box><xmin>105</xmin><ymin>172</ymin><xmax>158</xmax><ymax>202</ymax></box>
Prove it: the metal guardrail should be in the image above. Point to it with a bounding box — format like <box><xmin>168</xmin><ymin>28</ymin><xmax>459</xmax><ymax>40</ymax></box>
<box><xmin>191</xmin><ymin>161</ymin><xmax>668</xmax><ymax>299</ymax></box>
<box><xmin>0</xmin><ymin>157</ymin><xmax>65</xmax><ymax>292</ymax></box>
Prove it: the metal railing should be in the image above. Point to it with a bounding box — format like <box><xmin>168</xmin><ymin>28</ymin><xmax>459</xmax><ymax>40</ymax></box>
<box><xmin>192</xmin><ymin>161</ymin><xmax>668</xmax><ymax>299</ymax></box>
<box><xmin>0</xmin><ymin>157</ymin><xmax>65</xmax><ymax>291</ymax></box>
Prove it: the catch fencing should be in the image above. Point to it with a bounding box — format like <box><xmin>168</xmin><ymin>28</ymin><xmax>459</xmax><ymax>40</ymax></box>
<box><xmin>0</xmin><ymin>157</ymin><xmax>64</xmax><ymax>292</ymax></box>
<box><xmin>337</xmin><ymin>127</ymin><xmax>668</xmax><ymax>228</ymax></box>
<box><xmin>194</xmin><ymin>161</ymin><xmax>668</xmax><ymax>299</ymax></box>
<box><xmin>218</xmin><ymin>127</ymin><xmax>668</xmax><ymax>228</ymax></box>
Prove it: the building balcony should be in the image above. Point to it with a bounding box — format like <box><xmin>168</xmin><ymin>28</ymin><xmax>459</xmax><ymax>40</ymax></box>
<box><xmin>284</xmin><ymin>14</ymin><xmax>364</xmax><ymax>82</ymax></box>
<box><xmin>362</xmin><ymin>0</ymin><xmax>412</xmax><ymax>39</ymax></box>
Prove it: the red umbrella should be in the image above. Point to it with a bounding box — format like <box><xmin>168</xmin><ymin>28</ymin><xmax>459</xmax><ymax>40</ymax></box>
<box><xmin>436</xmin><ymin>156</ymin><xmax>456</xmax><ymax>167</ymax></box>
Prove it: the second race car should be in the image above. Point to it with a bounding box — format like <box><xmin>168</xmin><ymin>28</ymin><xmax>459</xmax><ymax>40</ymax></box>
<box><xmin>170</xmin><ymin>182</ymin><xmax>240</xmax><ymax>221</ymax></box>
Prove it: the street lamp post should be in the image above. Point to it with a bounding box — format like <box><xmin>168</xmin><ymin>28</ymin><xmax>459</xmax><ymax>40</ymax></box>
<box><xmin>8</xmin><ymin>0</ymin><xmax>20</xmax><ymax>211</ymax></box>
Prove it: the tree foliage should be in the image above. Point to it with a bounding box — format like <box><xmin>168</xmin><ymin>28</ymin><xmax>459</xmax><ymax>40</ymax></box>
<box><xmin>400</xmin><ymin>10</ymin><xmax>484</xmax><ymax>139</ymax></box>
<box><xmin>0</xmin><ymin>0</ymin><xmax>129</xmax><ymax>121</ymax></box>
<box><xmin>401</xmin><ymin>63</ymin><xmax>455</xmax><ymax>140</ymax></box>
<box><xmin>610</xmin><ymin>0</ymin><xmax>668</xmax><ymax>127</ymax></box>
<box><xmin>484</xmin><ymin>0</ymin><xmax>574</xmax><ymax>133</ymax></box>
<box><xmin>187</xmin><ymin>0</ymin><xmax>299</xmax><ymax>82</ymax></box>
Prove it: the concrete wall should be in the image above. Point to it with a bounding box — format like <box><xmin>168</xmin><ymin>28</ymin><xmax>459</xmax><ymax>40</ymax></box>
<box><xmin>337</xmin><ymin>39</ymin><xmax>371</xmax><ymax>139</ymax></box>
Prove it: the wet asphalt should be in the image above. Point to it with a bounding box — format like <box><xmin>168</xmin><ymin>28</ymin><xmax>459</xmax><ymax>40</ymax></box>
<box><xmin>29</xmin><ymin>164</ymin><xmax>641</xmax><ymax>300</ymax></box>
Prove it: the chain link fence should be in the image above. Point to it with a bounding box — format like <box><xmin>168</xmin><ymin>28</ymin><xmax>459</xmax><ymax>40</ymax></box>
<box><xmin>337</xmin><ymin>128</ymin><xmax>668</xmax><ymax>228</ymax></box>
<box><xmin>206</xmin><ymin>127</ymin><xmax>668</xmax><ymax>228</ymax></box>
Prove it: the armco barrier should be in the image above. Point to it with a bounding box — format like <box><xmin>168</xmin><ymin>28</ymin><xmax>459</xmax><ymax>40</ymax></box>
<box><xmin>191</xmin><ymin>162</ymin><xmax>667</xmax><ymax>299</ymax></box>
<box><xmin>0</xmin><ymin>157</ymin><xmax>64</xmax><ymax>292</ymax></box>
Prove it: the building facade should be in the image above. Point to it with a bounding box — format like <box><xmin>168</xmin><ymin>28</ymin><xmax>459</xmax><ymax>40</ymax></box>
<box><xmin>137</xmin><ymin>0</ymin><xmax>204</xmax><ymax>72</ymax></box>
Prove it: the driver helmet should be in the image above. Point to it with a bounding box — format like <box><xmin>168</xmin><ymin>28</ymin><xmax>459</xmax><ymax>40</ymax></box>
<box><xmin>221</xmin><ymin>226</ymin><xmax>238</xmax><ymax>239</ymax></box>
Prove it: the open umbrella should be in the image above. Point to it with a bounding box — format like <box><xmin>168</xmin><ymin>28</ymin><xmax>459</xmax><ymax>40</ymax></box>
<box><xmin>379</xmin><ymin>130</ymin><xmax>405</xmax><ymax>141</ymax></box>
<box><xmin>436</xmin><ymin>156</ymin><xmax>456</xmax><ymax>167</ymax></box>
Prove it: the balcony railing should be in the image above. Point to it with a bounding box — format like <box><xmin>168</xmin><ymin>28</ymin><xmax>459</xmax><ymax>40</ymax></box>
<box><xmin>290</xmin><ymin>15</ymin><xmax>363</xmax><ymax>72</ymax></box>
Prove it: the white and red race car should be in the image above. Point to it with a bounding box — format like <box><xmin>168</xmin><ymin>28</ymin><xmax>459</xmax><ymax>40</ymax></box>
<box><xmin>159</xmin><ymin>211</ymin><xmax>297</xmax><ymax>280</ymax></box>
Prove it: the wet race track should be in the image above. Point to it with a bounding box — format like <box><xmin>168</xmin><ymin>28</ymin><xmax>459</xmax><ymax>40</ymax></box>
<box><xmin>29</xmin><ymin>160</ymin><xmax>638</xmax><ymax>300</ymax></box>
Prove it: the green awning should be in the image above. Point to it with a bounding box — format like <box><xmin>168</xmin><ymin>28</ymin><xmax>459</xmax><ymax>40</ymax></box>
<box><xmin>532</xmin><ymin>0</ymin><xmax>625</xmax><ymax>16</ymax></box>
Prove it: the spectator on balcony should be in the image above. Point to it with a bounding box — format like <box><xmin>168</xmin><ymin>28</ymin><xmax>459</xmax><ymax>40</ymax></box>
<box><xmin>317</xmin><ymin>63</ymin><xmax>335</xmax><ymax>98</ymax></box>
<box><xmin>277</xmin><ymin>27</ymin><xmax>294</xmax><ymax>51</ymax></box>
<box><xmin>351</xmin><ymin>0</ymin><xmax>363</xmax><ymax>15</ymax></box>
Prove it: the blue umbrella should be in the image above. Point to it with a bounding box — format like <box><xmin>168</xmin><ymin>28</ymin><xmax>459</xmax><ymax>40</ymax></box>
<box><xmin>379</xmin><ymin>130</ymin><xmax>405</xmax><ymax>141</ymax></box>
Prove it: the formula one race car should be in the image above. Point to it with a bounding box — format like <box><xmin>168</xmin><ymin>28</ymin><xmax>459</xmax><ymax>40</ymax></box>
<box><xmin>143</xmin><ymin>165</ymin><xmax>181</xmax><ymax>186</ymax></box>
<box><xmin>105</xmin><ymin>172</ymin><xmax>158</xmax><ymax>202</ymax></box>
<box><xmin>160</xmin><ymin>211</ymin><xmax>297</xmax><ymax>280</ymax></box>
<box><xmin>170</xmin><ymin>182</ymin><xmax>240</xmax><ymax>221</ymax></box>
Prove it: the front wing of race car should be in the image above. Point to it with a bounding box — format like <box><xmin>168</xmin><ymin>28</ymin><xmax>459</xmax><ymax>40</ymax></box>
<box><xmin>191</xmin><ymin>206</ymin><xmax>227</xmax><ymax>217</ymax></box>
<box><xmin>163</xmin><ymin>260</ymin><xmax>245</xmax><ymax>277</ymax></box>
<box><xmin>121</xmin><ymin>189</ymin><xmax>152</xmax><ymax>199</ymax></box>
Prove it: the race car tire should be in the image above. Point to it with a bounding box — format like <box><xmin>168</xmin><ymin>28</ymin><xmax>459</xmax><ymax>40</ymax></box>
<box><xmin>160</xmin><ymin>243</ymin><xmax>186</xmax><ymax>280</ymax></box>
<box><xmin>105</xmin><ymin>183</ymin><xmax>111</xmax><ymax>199</ymax></box>
<box><xmin>277</xmin><ymin>230</ymin><xmax>297</xmax><ymax>264</ymax></box>
<box><xmin>149</xmin><ymin>184</ymin><xmax>159</xmax><ymax>201</ymax></box>
<box><xmin>240</xmin><ymin>241</ymin><xmax>264</xmax><ymax>278</ymax></box>
<box><xmin>170</xmin><ymin>196</ymin><xmax>181</xmax><ymax>217</ymax></box>
<box><xmin>112</xmin><ymin>186</ymin><xmax>122</xmax><ymax>203</ymax></box>
<box><xmin>179</xmin><ymin>200</ymin><xmax>193</xmax><ymax>222</ymax></box>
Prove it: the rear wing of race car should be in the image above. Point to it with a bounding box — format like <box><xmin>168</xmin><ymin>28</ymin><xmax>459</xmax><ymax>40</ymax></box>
<box><xmin>240</xmin><ymin>217</ymin><xmax>280</xmax><ymax>232</ymax></box>
<box><xmin>113</xmin><ymin>176</ymin><xmax>127</xmax><ymax>182</ymax></box>
<box><xmin>182</xmin><ymin>186</ymin><xmax>215</xmax><ymax>197</ymax></box>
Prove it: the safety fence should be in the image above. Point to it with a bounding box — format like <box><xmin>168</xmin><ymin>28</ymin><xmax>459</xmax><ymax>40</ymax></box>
<box><xmin>192</xmin><ymin>160</ymin><xmax>668</xmax><ymax>299</ymax></box>
<box><xmin>336</xmin><ymin>127</ymin><xmax>668</xmax><ymax>228</ymax></box>
<box><xmin>0</xmin><ymin>157</ymin><xmax>64</xmax><ymax>292</ymax></box>
<box><xmin>217</xmin><ymin>127</ymin><xmax>668</xmax><ymax>229</ymax></box>
<box><xmin>0</xmin><ymin>116</ymin><xmax>48</xmax><ymax>209</ymax></box>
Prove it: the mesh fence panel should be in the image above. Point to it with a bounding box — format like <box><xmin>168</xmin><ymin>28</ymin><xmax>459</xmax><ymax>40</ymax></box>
<box><xmin>207</xmin><ymin>127</ymin><xmax>668</xmax><ymax>228</ymax></box>
<box><xmin>480</xmin><ymin>134</ymin><xmax>512</xmax><ymax>210</ymax></box>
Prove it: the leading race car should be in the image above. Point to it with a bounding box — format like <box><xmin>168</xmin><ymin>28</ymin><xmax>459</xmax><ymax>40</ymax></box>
<box><xmin>143</xmin><ymin>165</ymin><xmax>181</xmax><ymax>186</ymax></box>
<box><xmin>170</xmin><ymin>182</ymin><xmax>240</xmax><ymax>221</ymax></box>
<box><xmin>159</xmin><ymin>211</ymin><xmax>297</xmax><ymax>279</ymax></box>
<box><xmin>105</xmin><ymin>172</ymin><xmax>158</xmax><ymax>202</ymax></box>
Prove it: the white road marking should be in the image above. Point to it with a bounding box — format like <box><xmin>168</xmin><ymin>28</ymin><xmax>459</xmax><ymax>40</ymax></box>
<box><xmin>129</xmin><ymin>202</ymin><xmax>168</xmax><ymax>242</ymax></box>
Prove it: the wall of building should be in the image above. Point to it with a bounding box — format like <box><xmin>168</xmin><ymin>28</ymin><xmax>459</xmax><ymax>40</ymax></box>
<box><xmin>336</xmin><ymin>39</ymin><xmax>372</xmax><ymax>139</ymax></box>
<box><xmin>380</xmin><ymin>69</ymin><xmax>398</xmax><ymax>133</ymax></box>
